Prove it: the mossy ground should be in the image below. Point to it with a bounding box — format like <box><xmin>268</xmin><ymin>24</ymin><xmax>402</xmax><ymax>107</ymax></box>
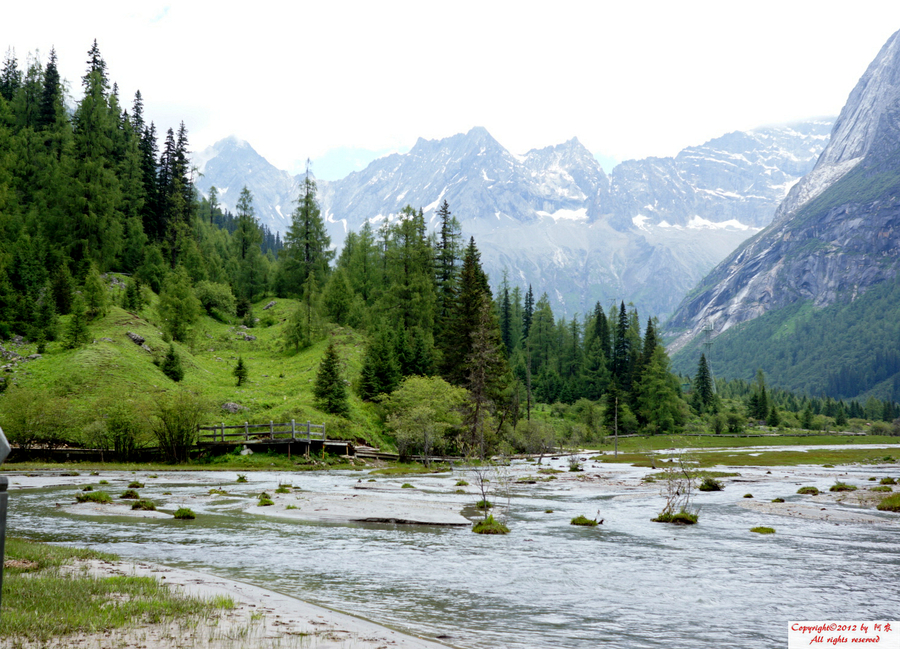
<box><xmin>1</xmin><ymin>294</ymin><xmax>392</xmax><ymax>453</ymax></box>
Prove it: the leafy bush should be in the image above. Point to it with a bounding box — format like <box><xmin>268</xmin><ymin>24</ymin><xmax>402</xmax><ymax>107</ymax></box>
<box><xmin>472</xmin><ymin>515</ymin><xmax>509</xmax><ymax>534</ymax></box>
<box><xmin>194</xmin><ymin>280</ymin><xmax>236</xmax><ymax>316</ymax></box>
<box><xmin>75</xmin><ymin>491</ymin><xmax>111</xmax><ymax>504</ymax></box>
<box><xmin>159</xmin><ymin>344</ymin><xmax>184</xmax><ymax>382</ymax></box>
<box><xmin>797</xmin><ymin>486</ymin><xmax>820</xmax><ymax>495</ymax></box>
<box><xmin>150</xmin><ymin>390</ymin><xmax>208</xmax><ymax>463</ymax></box>
<box><xmin>698</xmin><ymin>477</ymin><xmax>723</xmax><ymax>492</ymax></box>
<box><xmin>173</xmin><ymin>507</ymin><xmax>196</xmax><ymax>519</ymax></box>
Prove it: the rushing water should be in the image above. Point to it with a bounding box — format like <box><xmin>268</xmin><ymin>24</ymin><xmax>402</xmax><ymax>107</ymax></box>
<box><xmin>6</xmin><ymin>457</ymin><xmax>900</xmax><ymax>649</ymax></box>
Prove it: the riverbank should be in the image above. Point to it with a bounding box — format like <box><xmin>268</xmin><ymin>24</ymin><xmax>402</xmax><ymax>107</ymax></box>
<box><xmin>4</xmin><ymin>547</ymin><xmax>456</xmax><ymax>649</ymax></box>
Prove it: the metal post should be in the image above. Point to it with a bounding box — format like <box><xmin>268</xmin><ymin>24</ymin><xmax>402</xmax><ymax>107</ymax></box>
<box><xmin>0</xmin><ymin>426</ymin><xmax>11</xmax><ymax>617</ymax></box>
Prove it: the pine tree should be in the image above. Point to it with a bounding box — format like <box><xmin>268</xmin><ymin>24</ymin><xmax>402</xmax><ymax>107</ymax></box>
<box><xmin>161</xmin><ymin>343</ymin><xmax>184</xmax><ymax>382</ymax></box>
<box><xmin>522</xmin><ymin>285</ymin><xmax>534</xmax><ymax>339</ymax></box>
<box><xmin>282</xmin><ymin>168</ymin><xmax>333</xmax><ymax>295</ymax></box>
<box><xmin>233</xmin><ymin>356</ymin><xmax>248</xmax><ymax>386</ymax></box>
<box><xmin>82</xmin><ymin>264</ymin><xmax>108</xmax><ymax>319</ymax></box>
<box><xmin>314</xmin><ymin>342</ymin><xmax>349</xmax><ymax>417</ymax></box>
<box><xmin>693</xmin><ymin>353</ymin><xmax>715</xmax><ymax>413</ymax></box>
<box><xmin>499</xmin><ymin>271</ymin><xmax>513</xmax><ymax>357</ymax></box>
<box><xmin>64</xmin><ymin>295</ymin><xmax>90</xmax><ymax>349</ymax></box>
<box><xmin>0</xmin><ymin>48</ymin><xmax>21</xmax><ymax>101</ymax></box>
<box><xmin>612</xmin><ymin>302</ymin><xmax>630</xmax><ymax>385</ymax></box>
<box><xmin>358</xmin><ymin>325</ymin><xmax>400</xmax><ymax>400</ymax></box>
<box><xmin>441</xmin><ymin>237</ymin><xmax>491</xmax><ymax>385</ymax></box>
<box><xmin>434</xmin><ymin>199</ymin><xmax>461</xmax><ymax>326</ymax></box>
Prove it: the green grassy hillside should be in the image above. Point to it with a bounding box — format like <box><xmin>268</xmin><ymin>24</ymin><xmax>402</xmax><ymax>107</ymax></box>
<box><xmin>0</xmin><ymin>287</ymin><xmax>392</xmax><ymax>453</ymax></box>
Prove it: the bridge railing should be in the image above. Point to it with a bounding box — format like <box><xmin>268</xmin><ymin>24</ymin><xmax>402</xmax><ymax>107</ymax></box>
<box><xmin>197</xmin><ymin>420</ymin><xmax>325</xmax><ymax>444</ymax></box>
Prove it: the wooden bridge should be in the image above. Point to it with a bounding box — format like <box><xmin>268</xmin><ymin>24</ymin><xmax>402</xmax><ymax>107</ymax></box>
<box><xmin>197</xmin><ymin>420</ymin><xmax>353</xmax><ymax>456</ymax></box>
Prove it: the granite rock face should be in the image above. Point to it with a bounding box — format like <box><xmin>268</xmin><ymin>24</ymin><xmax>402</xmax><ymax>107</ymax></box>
<box><xmin>666</xmin><ymin>29</ymin><xmax>900</xmax><ymax>351</ymax></box>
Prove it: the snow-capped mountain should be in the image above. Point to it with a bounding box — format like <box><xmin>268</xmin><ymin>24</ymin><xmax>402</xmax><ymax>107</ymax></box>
<box><xmin>195</xmin><ymin>120</ymin><xmax>831</xmax><ymax>318</ymax></box>
<box><xmin>665</xmin><ymin>28</ymin><xmax>900</xmax><ymax>351</ymax></box>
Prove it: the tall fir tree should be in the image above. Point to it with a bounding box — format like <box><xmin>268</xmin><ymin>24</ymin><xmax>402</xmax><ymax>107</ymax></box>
<box><xmin>282</xmin><ymin>167</ymin><xmax>332</xmax><ymax>296</ymax></box>
<box><xmin>314</xmin><ymin>342</ymin><xmax>350</xmax><ymax>417</ymax></box>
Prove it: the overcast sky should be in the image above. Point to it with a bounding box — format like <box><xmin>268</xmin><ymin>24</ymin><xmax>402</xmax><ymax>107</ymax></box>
<box><xmin>5</xmin><ymin>2</ymin><xmax>900</xmax><ymax>177</ymax></box>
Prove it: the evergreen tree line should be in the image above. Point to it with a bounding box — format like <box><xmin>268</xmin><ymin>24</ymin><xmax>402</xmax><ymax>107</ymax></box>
<box><xmin>0</xmin><ymin>43</ymin><xmax>285</xmax><ymax>342</ymax></box>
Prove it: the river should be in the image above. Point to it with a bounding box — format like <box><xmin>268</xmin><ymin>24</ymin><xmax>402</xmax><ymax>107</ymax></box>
<box><xmin>6</xmin><ymin>455</ymin><xmax>900</xmax><ymax>648</ymax></box>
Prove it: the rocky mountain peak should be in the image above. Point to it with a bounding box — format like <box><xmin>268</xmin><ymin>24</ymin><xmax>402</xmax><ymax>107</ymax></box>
<box><xmin>775</xmin><ymin>29</ymin><xmax>900</xmax><ymax>222</ymax></box>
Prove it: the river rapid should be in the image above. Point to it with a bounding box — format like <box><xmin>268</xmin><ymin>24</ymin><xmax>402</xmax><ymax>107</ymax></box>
<box><xmin>6</xmin><ymin>454</ymin><xmax>900</xmax><ymax>649</ymax></box>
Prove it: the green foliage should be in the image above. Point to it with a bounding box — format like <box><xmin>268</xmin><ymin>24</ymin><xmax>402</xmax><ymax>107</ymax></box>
<box><xmin>652</xmin><ymin>509</ymin><xmax>698</xmax><ymax>524</ymax></box>
<box><xmin>257</xmin><ymin>492</ymin><xmax>274</xmax><ymax>506</ymax></box>
<box><xmin>64</xmin><ymin>295</ymin><xmax>90</xmax><ymax>349</ymax></box>
<box><xmin>797</xmin><ymin>486</ymin><xmax>820</xmax><ymax>495</ymax></box>
<box><xmin>233</xmin><ymin>356</ymin><xmax>248</xmax><ymax>386</ymax></box>
<box><xmin>472</xmin><ymin>514</ymin><xmax>509</xmax><ymax>534</ymax></box>
<box><xmin>157</xmin><ymin>266</ymin><xmax>201</xmax><ymax>342</ymax></box>
<box><xmin>194</xmin><ymin>280</ymin><xmax>236</xmax><ymax>316</ymax></box>
<box><xmin>876</xmin><ymin>493</ymin><xmax>900</xmax><ymax>511</ymax></box>
<box><xmin>131</xmin><ymin>499</ymin><xmax>156</xmax><ymax>510</ymax></box>
<box><xmin>750</xmin><ymin>526</ymin><xmax>775</xmax><ymax>534</ymax></box>
<box><xmin>829</xmin><ymin>481</ymin><xmax>857</xmax><ymax>492</ymax></box>
<box><xmin>698</xmin><ymin>477</ymin><xmax>724</xmax><ymax>491</ymax></box>
<box><xmin>120</xmin><ymin>489</ymin><xmax>140</xmax><ymax>499</ymax></box>
<box><xmin>382</xmin><ymin>375</ymin><xmax>466</xmax><ymax>460</ymax></box>
<box><xmin>0</xmin><ymin>387</ymin><xmax>74</xmax><ymax>449</ymax></box>
<box><xmin>160</xmin><ymin>343</ymin><xmax>184</xmax><ymax>382</ymax></box>
<box><xmin>570</xmin><ymin>515</ymin><xmax>599</xmax><ymax>526</ymax></box>
<box><xmin>75</xmin><ymin>491</ymin><xmax>112</xmax><ymax>504</ymax></box>
<box><xmin>173</xmin><ymin>507</ymin><xmax>196</xmax><ymax>519</ymax></box>
<box><xmin>313</xmin><ymin>342</ymin><xmax>349</xmax><ymax>417</ymax></box>
<box><xmin>149</xmin><ymin>389</ymin><xmax>207</xmax><ymax>462</ymax></box>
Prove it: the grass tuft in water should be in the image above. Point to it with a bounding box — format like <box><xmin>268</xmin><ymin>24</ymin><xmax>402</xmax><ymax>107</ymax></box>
<box><xmin>750</xmin><ymin>526</ymin><xmax>775</xmax><ymax>534</ymax></box>
<box><xmin>570</xmin><ymin>515</ymin><xmax>599</xmax><ymax>527</ymax></box>
<box><xmin>829</xmin><ymin>481</ymin><xmax>857</xmax><ymax>492</ymax></box>
<box><xmin>120</xmin><ymin>489</ymin><xmax>140</xmax><ymax>499</ymax></box>
<box><xmin>876</xmin><ymin>493</ymin><xmax>900</xmax><ymax>512</ymax></box>
<box><xmin>472</xmin><ymin>515</ymin><xmax>509</xmax><ymax>534</ymax></box>
<box><xmin>75</xmin><ymin>491</ymin><xmax>112</xmax><ymax>504</ymax></box>
<box><xmin>652</xmin><ymin>509</ymin><xmax>698</xmax><ymax>525</ymax></box>
<box><xmin>131</xmin><ymin>499</ymin><xmax>156</xmax><ymax>511</ymax></box>
<box><xmin>797</xmin><ymin>486</ymin><xmax>819</xmax><ymax>495</ymax></box>
<box><xmin>173</xmin><ymin>507</ymin><xmax>196</xmax><ymax>519</ymax></box>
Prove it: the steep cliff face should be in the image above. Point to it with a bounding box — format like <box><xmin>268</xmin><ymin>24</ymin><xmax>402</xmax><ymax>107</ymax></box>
<box><xmin>666</xmin><ymin>29</ymin><xmax>900</xmax><ymax>352</ymax></box>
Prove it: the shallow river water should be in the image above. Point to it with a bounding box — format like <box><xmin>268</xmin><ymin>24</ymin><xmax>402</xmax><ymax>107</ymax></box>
<box><xmin>7</xmin><ymin>455</ymin><xmax>900</xmax><ymax>649</ymax></box>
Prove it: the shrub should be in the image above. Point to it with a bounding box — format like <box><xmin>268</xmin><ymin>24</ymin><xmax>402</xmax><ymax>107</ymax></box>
<box><xmin>829</xmin><ymin>482</ymin><xmax>857</xmax><ymax>492</ymax></box>
<box><xmin>131</xmin><ymin>499</ymin><xmax>156</xmax><ymax>511</ymax></box>
<box><xmin>568</xmin><ymin>457</ymin><xmax>583</xmax><ymax>472</ymax></box>
<box><xmin>475</xmin><ymin>500</ymin><xmax>493</xmax><ymax>510</ymax></box>
<box><xmin>797</xmin><ymin>486</ymin><xmax>820</xmax><ymax>495</ymax></box>
<box><xmin>570</xmin><ymin>515</ymin><xmax>599</xmax><ymax>527</ymax></box>
<box><xmin>159</xmin><ymin>344</ymin><xmax>185</xmax><ymax>382</ymax></box>
<box><xmin>120</xmin><ymin>489</ymin><xmax>140</xmax><ymax>500</ymax></box>
<box><xmin>194</xmin><ymin>280</ymin><xmax>236</xmax><ymax>316</ymax></box>
<box><xmin>173</xmin><ymin>507</ymin><xmax>196</xmax><ymax>519</ymax></box>
<box><xmin>150</xmin><ymin>390</ymin><xmax>208</xmax><ymax>463</ymax></box>
<box><xmin>698</xmin><ymin>477</ymin><xmax>724</xmax><ymax>492</ymax></box>
<box><xmin>472</xmin><ymin>515</ymin><xmax>509</xmax><ymax>534</ymax></box>
<box><xmin>75</xmin><ymin>491</ymin><xmax>112</xmax><ymax>504</ymax></box>
<box><xmin>236</xmin><ymin>474</ymin><xmax>248</xmax><ymax>483</ymax></box>
<box><xmin>257</xmin><ymin>492</ymin><xmax>274</xmax><ymax>506</ymax></box>
<box><xmin>750</xmin><ymin>526</ymin><xmax>775</xmax><ymax>534</ymax></box>
<box><xmin>876</xmin><ymin>494</ymin><xmax>900</xmax><ymax>512</ymax></box>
